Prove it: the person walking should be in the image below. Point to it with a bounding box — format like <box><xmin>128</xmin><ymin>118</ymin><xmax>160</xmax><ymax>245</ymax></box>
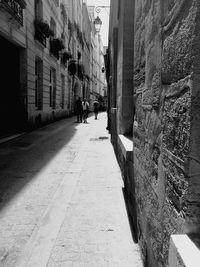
<box><xmin>75</xmin><ymin>97</ymin><xmax>83</xmax><ymax>123</ymax></box>
<box><xmin>82</xmin><ymin>98</ymin><xmax>89</xmax><ymax>123</ymax></box>
<box><xmin>93</xmin><ymin>100</ymin><xmax>99</xmax><ymax>120</ymax></box>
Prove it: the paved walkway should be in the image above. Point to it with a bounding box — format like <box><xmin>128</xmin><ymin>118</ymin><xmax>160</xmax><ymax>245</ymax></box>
<box><xmin>1</xmin><ymin>113</ymin><xmax>142</xmax><ymax>267</ymax></box>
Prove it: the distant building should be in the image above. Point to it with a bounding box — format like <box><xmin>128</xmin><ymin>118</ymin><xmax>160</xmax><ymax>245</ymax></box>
<box><xmin>88</xmin><ymin>6</ymin><xmax>107</xmax><ymax>109</ymax></box>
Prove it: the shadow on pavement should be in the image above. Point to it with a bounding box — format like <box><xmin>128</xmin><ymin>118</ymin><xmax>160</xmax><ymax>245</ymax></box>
<box><xmin>122</xmin><ymin>188</ymin><xmax>138</xmax><ymax>244</ymax></box>
<box><xmin>0</xmin><ymin>116</ymin><xmax>79</xmax><ymax>211</ymax></box>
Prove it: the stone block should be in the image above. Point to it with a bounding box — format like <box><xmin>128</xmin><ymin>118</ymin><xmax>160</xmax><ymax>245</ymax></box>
<box><xmin>162</xmin><ymin>1</ymin><xmax>197</xmax><ymax>84</ymax></box>
<box><xmin>118</xmin><ymin>134</ymin><xmax>133</xmax><ymax>162</ymax></box>
<box><xmin>168</xmin><ymin>235</ymin><xmax>200</xmax><ymax>267</ymax></box>
<box><xmin>151</xmin><ymin>71</ymin><xmax>161</xmax><ymax>109</ymax></box>
<box><xmin>162</xmin><ymin>86</ymin><xmax>191</xmax><ymax>161</ymax></box>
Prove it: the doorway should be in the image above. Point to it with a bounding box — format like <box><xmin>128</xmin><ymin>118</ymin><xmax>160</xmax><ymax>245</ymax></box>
<box><xmin>0</xmin><ymin>36</ymin><xmax>25</xmax><ymax>137</ymax></box>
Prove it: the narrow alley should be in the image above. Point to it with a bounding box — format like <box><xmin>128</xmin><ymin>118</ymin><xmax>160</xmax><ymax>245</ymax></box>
<box><xmin>2</xmin><ymin>0</ymin><xmax>200</xmax><ymax>266</ymax></box>
<box><xmin>0</xmin><ymin>113</ymin><xmax>142</xmax><ymax>267</ymax></box>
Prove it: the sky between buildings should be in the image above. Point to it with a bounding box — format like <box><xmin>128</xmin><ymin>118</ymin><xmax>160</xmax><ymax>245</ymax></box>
<box><xmin>86</xmin><ymin>0</ymin><xmax>110</xmax><ymax>46</ymax></box>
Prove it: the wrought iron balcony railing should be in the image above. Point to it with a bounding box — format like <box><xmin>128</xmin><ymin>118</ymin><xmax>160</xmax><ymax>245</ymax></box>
<box><xmin>0</xmin><ymin>0</ymin><xmax>26</xmax><ymax>26</ymax></box>
<box><xmin>35</xmin><ymin>29</ymin><xmax>46</xmax><ymax>47</ymax></box>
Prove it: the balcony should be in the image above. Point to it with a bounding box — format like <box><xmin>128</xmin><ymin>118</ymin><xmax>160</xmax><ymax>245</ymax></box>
<box><xmin>35</xmin><ymin>29</ymin><xmax>46</xmax><ymax>47</ymax></box>
<box><xmin>50</xmin><ymin>38</ymin><xmax>65</xmax><ymax>60</ymax></box>
<box><xmin>0</xmin><ymin>0</ymin><xmax>26</xmax><ymax>26</ymax></box>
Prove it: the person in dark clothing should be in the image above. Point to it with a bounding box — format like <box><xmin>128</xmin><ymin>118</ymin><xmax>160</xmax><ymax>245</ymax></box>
<box><xmin>75</xmin><ymin>97</ymin><xmax>83</xmax><ymax>122</ymax></box>
<box><xmin>93</xmin><ymin>100</ymin><xmax>99</xmax><ymax>120</ymax></box>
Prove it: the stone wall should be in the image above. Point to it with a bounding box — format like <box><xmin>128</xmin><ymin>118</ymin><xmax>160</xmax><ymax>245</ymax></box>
<box><xmin>108</xmin><ymin>0</ymin><xmax>137</xmax><ymax>243</ymax></box>
<box><xmin>133</xmin><ymin>0</ymin><xmax>200</xmax><ymax>266</ymax></box>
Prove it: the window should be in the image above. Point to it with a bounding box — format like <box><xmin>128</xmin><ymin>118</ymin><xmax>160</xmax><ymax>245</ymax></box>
<box><xmin>67</xmin><ymin>77</ymin><xmax>71</xmax><ymax>110</ymax></box>
<box><xmin>35</xmin><ymin>0</ymin><xmax>43</xmax><ymax>20</ymax></box>
<box><xmin>117</xmin><ymin>0</ymin><xmax>121</xmax><ymax>19</ymax></box>
<box><xmin>35</xmin><ymin>57</ymin><xmax>43</xmax><ymax>109</ymax></box>
<box><xmin>61</xmin><ymin>74</ymin><xmax>65</xmax><ymax>109</ymax></box>
<box><xmin>50</xmin><ymin>17</ymin><xmax>56</xmax><ymax>36</ymax></box>
<box><xmin>50</xmin><ymin>68</ymin><xmax>56</xmax><ymax>108</ymax></box>
<box><xmin>34</xmin><ymin>0</ymin><xmax>46</xmax><ymax>46</ymax></box>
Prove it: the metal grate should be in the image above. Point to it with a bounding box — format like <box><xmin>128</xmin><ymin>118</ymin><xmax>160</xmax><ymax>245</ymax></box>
<box><xmin>90</xmin><ymin>136</ymin><xmax>109</xmax><ymax>141</ymax></box>
<box><xmin>99</xmin><ymin>136</ymin><xmax>109</xmax><ymax>140</ymax></box>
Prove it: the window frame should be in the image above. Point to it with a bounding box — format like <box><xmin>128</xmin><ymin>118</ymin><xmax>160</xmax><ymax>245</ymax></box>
<box><xmin>35</xmin><ymin>0</ymin><xmax>43</xmax><ymax>21</ymax></box>
<box><xmin>49</xmin><ymin>67</ymin><xmax>56</xmax><ymax>109</ymax></box>
<box><xmin>61</xmin><ymin>74</ymin><xmax>65</xmax><ymax>109</ymax></box>
<box><xmin>35</xmin><ymin>57</ymin><xmax>43</xmax><ymax>110</ymax></box>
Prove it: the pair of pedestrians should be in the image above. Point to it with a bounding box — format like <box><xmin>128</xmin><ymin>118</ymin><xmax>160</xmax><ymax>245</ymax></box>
<box><xmin>75</xmin><ymin>98</ymin><xmax>89</xmax><ymax>123</ymax></box>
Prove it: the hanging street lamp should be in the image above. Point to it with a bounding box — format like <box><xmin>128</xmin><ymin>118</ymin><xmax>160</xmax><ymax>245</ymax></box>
<box><xmin>93</xmin><ymin>16</ymin><xmax>102</xmax><ymax>33</ymax></box>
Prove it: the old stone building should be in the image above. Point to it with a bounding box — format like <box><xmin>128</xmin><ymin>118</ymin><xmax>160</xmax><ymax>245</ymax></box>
<box><xmin>0</xmin><ymin>0</ymin><xmax>106</xmax><ymax>136</ymax></box>
<box><xmin>82</xmin><ymin>2</ymin><xmax>91</xmax><ymax>101</ymax></box>
<box><xmin>107</xmin><ymin>0</ymin><xmax>200</xmax><ymax>266</ymax></box>
<box><xmin>66</xmin><ymin>0</ymin><xmax>83</xmax><ymax>103</ymax></box>
<box><xmin>26</xmin><ymin>0</ymin><xmax>73</xmax><ymax>128</ymax></box>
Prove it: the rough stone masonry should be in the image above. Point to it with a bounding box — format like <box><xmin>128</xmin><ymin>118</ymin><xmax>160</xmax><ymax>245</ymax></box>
<box><xmin>133</xmin><ymin>0</ymin><xmax>200</xmax><ymax>266</ymax></box>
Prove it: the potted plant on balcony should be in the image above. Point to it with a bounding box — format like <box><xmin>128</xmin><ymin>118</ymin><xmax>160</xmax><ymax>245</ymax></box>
<box><xmin>45</xmin><ymin>27</ymin><xmax>54</xmax><ymax>38</ymax></box>
<box><xmin>34</xmin><ymin>19</ymin><xmax>55</xmax><ymax>46</ymax></box>
<box><xmin>61</xmin><ymin>51</ymin><xmax>73</xmax><ymax>66</ymax></box>
<box><xmin>34</xmin><ymin>19</ymin><xmax>54</xmax><ymax>38</ymax></box>
<box><xmin>50</xmin><ymin>38</ymin><xmax>65</xmax><ymax>59</ymax></box>
<box><xmin>68</xmin><ymin>59</ymin><xmax>77</xmax><ymax>76</ymax></box>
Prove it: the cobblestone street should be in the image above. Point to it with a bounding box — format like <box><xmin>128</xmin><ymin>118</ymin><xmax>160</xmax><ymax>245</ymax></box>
<box><xmin>0</xmin><ymin>113</ymin><xmax>142</xmax><ymax>267</ymax></box>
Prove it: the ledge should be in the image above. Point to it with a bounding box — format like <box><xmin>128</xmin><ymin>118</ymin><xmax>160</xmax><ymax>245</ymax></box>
<box><xmin>168</xmin><ymin>235</ymin><xmax>200</xmax><ymax>267</ymax></box>
<box><xmin>118</xmin><ymin>134</ymin><xmax>133</xmax><ymax>161</ymax></box>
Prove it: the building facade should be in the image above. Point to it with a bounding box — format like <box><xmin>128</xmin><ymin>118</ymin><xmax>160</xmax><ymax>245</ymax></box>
<box><xmin>88</xmin><ymin>6</ymin><xmax>107</xmax><ymax>109</ymax></box>
<box><xmin>26</xmin><ymin>0</ymin><xmax>72</xmax><ymax>128</ymax></box>
<box><xmin>0</xmin><ymin>0</ymin><xmax>106</xmax><ymax>136</ymax></box>
<box><xmin>82</xmin><ymin>2</ymin><xmax>91</xmax><ymax>101</ymax></box>
<box><xmin>107</xmin><ymin>0</ymin><xmax>200</xmax><ymax>266</ymax></box>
